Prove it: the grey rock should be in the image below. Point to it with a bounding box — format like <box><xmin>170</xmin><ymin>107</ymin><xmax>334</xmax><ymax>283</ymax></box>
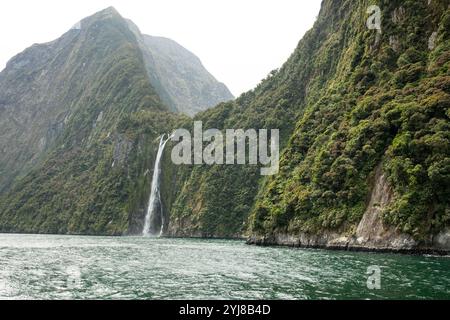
<box><xmin>113</xmin><ymin>134</ymin><xmax>133</xmax><ymax>167</ymax></box>
<box><xmin>434</xmin><ymin>229</ymin><xmax>450</xmax><ymax>250</ymax></box>
<box><xmin>428</xmin><ymin>31</ymin><xmax>438</xmax><ymax>50</ymax></box>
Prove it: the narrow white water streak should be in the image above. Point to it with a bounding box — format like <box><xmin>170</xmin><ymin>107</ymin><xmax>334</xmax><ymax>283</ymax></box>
<box><xmin>143</xmin><ymin>134</ymin><xmax>173</xmax><ymax>237</ymax></box>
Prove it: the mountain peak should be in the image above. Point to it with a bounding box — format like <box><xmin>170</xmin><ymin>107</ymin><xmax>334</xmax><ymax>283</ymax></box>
<box><xmin>101</xmin><ymin>6</ymin><xmax>120</xmax><ymax>15</ymax></box>
<box><xmin>83</xmin><ymin>6</ymin><xmax>123</xmax><ymax>24</ymax></box>
<box><xmin>67</xmin><ymin>7</ymin><xmax>126</xmax><ymax>34</ymax></box>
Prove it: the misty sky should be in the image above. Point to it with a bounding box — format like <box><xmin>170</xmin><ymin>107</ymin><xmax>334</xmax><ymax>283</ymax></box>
<box><xmin>0</xmin><ymin>0</ymin><xmax>322</xmax><ymax>96</ymax></box>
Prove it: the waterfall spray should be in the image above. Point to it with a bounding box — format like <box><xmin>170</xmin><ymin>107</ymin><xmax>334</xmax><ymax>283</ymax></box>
<box><xmin>143</xmin><ymin>134</ymin><xmax>173</xmax><ymax>237</ymax></box>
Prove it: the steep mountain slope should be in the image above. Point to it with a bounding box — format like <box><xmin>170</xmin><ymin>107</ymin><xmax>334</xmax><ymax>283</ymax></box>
<box><xmin>142</xmin><ymin>35</ymin><xmax>234</xmax><ymax>116</ymax></box>
<box><xmin>0</xmin><ymin>7</ymin><xmax>160</xmax><ymax>189</ymax></box>
<box><xmin>168</xmin><ymin>0</ymin><xmax>450</xmax><ymax>251</ymax></box>
<box><xmin>0</xmin><ymin>7</ymin><xmax>161</xmax><ymax>194</ymax></box>
<box><xmin>166</xmin><ymin>0</ymin><xmax>343</xmax><ymax>237</ymax></box>
<box><xmin>125</xmin><ymin>20</ymin><xmax>234</xmax><ymax>117</ymax></box>
<box><xmin>249</xmin><ymin>0</ymin><xmax>450</xmax><ymax>251</ymax></box>
<box><xmin>0</xmin><ymin>8</ymin><xmax>188</xmax><ymax>234</ymax></box>
<box><xmin>0</xmin><ymin>7</ymin><xmax>232</xmax><ymax>195</ymax></box>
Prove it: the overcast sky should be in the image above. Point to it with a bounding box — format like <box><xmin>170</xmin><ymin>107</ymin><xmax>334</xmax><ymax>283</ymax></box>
<box><xmin>0</xmin><ymin>0</ymin><xmax>322</xmax><ymax>96</ymax></box>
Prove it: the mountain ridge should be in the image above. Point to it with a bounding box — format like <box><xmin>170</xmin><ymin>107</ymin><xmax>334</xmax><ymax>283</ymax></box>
<box><xmin>0</xmin><ymin>8</ymin><xmax>189</xmax><ymax>234</ymax></box>
<box><xmin>125</xmin><ymin>17</ymin><xmax>234</xmax><ymax>116</ymax></box>
<box><xmin>0</xmin><ymin>7</ymin><xmax>232</xmax><ymax>194</ymax></box>
<box><xmin>0</xmin><ymin>2</ymin><xmax>449</xmax><ymax>254</ymax></box>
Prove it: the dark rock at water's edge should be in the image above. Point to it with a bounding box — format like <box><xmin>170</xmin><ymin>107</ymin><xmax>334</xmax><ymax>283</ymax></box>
<box><xmin>246</xmin><ymin>233</ymin><xmax>450</xmax><ymax>257</ymax></box>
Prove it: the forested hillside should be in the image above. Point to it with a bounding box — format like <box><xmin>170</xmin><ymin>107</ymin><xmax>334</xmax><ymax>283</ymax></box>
<box><xmin>169</xmin><ymin>0</ymin><xmax>450</xmax><ymax>251</ymax></box>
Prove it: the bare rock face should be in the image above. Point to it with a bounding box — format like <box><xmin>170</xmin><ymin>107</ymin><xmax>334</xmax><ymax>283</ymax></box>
<box><xmin>434</xmin><ymin>229</ymin><xmax>450</xmax><ymax>250</ymax></box>
<box><xmin>112</xmin><ymin>134</ymin><xmax>133</xmax><ymax>168</ymax></box>
<box><xmin>428</xmin><ymin>31</ymin><xmax>438</xmax><ymax>50</ymax></box>
<box><xmin>354</xmin><ymin>166</ymin><xmax>417</xmax><ymax>250</ymax></box>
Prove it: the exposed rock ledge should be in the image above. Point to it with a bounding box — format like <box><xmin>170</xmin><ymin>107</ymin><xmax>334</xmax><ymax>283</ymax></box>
<box><xmin>248</xmin><ymin>166</ymin><xmax>449</xmax><ymax>256</ymax></box>
<box><xmin>246</xmin><ymin>229</ymin><xmax>450</xmax><ymax>256</ymax></box>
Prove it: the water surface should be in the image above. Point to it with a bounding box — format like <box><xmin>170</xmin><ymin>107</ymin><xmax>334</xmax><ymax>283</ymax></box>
<box><xmin>0</xmin><ymin>234</ymin><xmax>448</xmax><ymax>299</ymax></box>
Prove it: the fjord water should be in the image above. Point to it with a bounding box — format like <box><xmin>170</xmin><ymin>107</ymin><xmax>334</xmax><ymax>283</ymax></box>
<box><xmin>0</xmin><ymin>234</ymin><xmax>448</xmax><ymax>300</ymax></box>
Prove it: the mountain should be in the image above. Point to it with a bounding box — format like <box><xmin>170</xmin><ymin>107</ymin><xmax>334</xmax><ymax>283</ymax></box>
<box><xmin>0</xmin><ymin>7</ymin><xmax>162</xmax><ymax>193</ymax></box>
<box><xmin>125</xmin><ymin>19</ymin><xmax>234</xmax><ymax>117</ymax></box>
<box><xmin>142</xmin><ymin>35</ymin><xmax>234</xmax><ymax>116</ymax></box>
<box><xmin>167</xmin><ymin>0</ymin><xmax>450</xmax><ymax>252</ymax></box>
<box><xmin>0</xmin><ymin>1</ymin><xmax>449</xmax><ymax>253</ymax></box>
<box><xmin>0</xmin><ymin>7</ymin><xmax>232</xmax><ymax>193</ymax></box>
<box><xmin>0</xmin><ymin>7</ymin><xmax>214</xmax><ymax>234</ymax></box>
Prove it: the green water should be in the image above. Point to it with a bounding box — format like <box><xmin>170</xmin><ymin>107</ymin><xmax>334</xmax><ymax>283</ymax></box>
<box><xmin>0</xmin><ymin>234</ymin><xmax>448</xmax><ymax>300</ymax></box>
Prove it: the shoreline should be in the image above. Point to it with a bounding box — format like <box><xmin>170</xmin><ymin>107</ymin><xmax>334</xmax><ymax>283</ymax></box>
<box><xmin>1</xmin><ymin>232</ymin><xmax>449</xmax><ymax>256</ymax></box>
<box><xmin>246</xmin><ymin>236</ymin><xmax>450</xmax><ymax>257</ymax></box>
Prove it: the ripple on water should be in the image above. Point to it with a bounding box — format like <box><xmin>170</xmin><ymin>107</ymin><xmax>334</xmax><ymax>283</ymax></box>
<box><xmin>0</xmin><ymin>234</ymin><xmax>449</xmax><ymax>300</ymax></box>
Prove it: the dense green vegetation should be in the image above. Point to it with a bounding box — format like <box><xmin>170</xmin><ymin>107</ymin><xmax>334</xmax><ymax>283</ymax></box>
<box><xmin>250</xmin><ymin>0</ymin><xmax>450</xmax><ymax>241</ymax></box>
<box><xmin>0</xmin><ymin>8</ymin><xmax>186</xmax><ymax>234</ymax></box>
<box><xmin>0</xmin><ymin>1</ymin><xmax>448</xmax><ymax>244</ymax></box>
<box><xmin>170</xmin><ymin>0</ymin><xmax>450</xmax><ymax>242</ymax></box>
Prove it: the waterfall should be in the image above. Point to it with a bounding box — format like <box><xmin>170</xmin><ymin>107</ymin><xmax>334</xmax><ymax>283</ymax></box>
<box><xmin>142</xmin><ymin>134</ymin><xmax>173</xmax><ymax>237</ymax></box>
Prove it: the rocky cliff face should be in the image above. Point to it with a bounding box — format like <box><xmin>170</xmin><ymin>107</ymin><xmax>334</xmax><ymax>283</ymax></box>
<box><xmin>247</xmin><ymin>0</ymin><xmax>450</xmax><ymax>253</ymax></box>
<box><xmin>353</xmin><ymin>165</ymin><xmax>416</xmax><ymax>250</ymax></box>
<box><xmin>167</xmin><ymin>0</ymin><xmax>450</xmax><ymax>253</ymax></box>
